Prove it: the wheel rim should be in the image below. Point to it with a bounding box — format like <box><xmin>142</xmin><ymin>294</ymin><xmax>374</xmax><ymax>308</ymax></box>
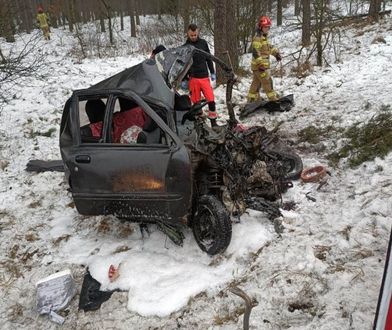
<box><xmin>280</xmin><ymin>158</ymin><xmax>295</xmax><ymax>173</ymax></box>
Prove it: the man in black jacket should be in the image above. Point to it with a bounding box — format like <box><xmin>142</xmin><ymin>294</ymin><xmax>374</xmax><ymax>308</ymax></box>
<box><xmin>184</xmin><ymin>24</ymin><xmax>218</xmax><ymax>127</ymax></box>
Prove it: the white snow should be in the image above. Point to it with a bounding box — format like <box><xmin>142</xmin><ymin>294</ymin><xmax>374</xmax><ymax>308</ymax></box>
<box><xmin>0</xmin><ymin>10</ymin><xmax>391</xmax><ymax>330</ymax></box>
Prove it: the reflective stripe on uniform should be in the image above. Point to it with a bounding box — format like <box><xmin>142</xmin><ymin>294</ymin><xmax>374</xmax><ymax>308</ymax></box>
<box><xmin>247</xmin><ymin>92</ymin><xmax>259</xmax><ymax>98</ymax></box>
<box><xmin>267</xmin><ymin>91</ymin><xmax>278</xmax><ymax>100</ymax></box>
<box><xmin>247</xmin><ymin>92</ymin><xmax>260</xmax><ymax>102</ymax></box>
<box><xmin>258</xmin><ymin>71</ymin><xmax>268</xmax><ymax>78</ymax></box>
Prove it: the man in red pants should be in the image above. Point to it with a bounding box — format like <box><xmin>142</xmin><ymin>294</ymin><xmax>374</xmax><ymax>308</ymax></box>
<box><xmin>183</xmin><ymin>24</ymin><xmax>218</xmax><ymax>127</ymax></box>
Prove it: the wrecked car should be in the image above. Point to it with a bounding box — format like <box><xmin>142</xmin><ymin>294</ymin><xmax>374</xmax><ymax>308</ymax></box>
<box><xmin>59</xmin><ymin>45</ymin><xmax>302</xmax><ymax>255</ymax></box>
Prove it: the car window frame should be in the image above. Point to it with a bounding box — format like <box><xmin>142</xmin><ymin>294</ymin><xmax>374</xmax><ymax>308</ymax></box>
<box><xmin>72</xmin><ymin>89</ymin><xmax>182</xmax><ymax>150</ymax></box>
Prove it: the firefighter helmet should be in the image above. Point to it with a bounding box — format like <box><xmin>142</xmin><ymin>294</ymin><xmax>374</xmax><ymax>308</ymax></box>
<box><xmin>259</xmin><ymin>16</ymin><xmax>272</xmax><ymax>28</ymax></box>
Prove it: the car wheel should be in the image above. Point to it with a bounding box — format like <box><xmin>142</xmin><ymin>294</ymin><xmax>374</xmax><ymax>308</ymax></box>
<box><xmin>267</xmin><ymin>149</ymin><xmax>303</xmax><ymax>180</ymax></box>
<box><xmin>192</xmin><ymin>195</ymin><xmax>232</xmax><ymax>255</ymax></box>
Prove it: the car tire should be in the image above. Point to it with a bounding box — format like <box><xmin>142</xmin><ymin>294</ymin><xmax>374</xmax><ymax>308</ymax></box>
<box><xmin>192</xmin><ymin>195</ymin><xmax>232</xmax><ymax>255</ymax></box>
<box><xmin>266</xmin><ymin>149</ymin><xmax>303</xmax><ymax>180</ymax></box>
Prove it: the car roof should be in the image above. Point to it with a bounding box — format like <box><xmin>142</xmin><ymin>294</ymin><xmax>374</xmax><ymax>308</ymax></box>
<box><xmin>88</xmin><ymin>45</ymin><xmax>195</xmax><ymax>111</ymax></box>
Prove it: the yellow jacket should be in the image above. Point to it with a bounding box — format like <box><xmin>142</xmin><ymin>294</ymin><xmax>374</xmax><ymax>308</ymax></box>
<box><xmin>37</xmin><ymin>13</ymin><xmax>49</xmax><ymax>28</ymax></box>
<box><xmin>251</xmin><ymin>32</ymin><xmax>279</xmax><ymax>71</ymax></box>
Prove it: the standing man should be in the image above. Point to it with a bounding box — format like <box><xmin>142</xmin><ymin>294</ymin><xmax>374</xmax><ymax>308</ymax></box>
<box><xmin>36</xmin><ymin>5</ymin><xmax>50</xmax><ymax>40</ymax></box>
<box><xmin>184</xmin><ymin>24</ymin><xmax>218</xmax><ymax>127</ymax></box>
<box><xmin>247</xmin><ymin>16</ymin><xmax>282</xmax><ymax>103</ymax></box>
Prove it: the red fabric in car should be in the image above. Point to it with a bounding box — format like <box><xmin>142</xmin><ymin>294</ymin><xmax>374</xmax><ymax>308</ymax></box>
<box><xmin>89</xmin><ymin>107</ymin><xmax>147</xmax><ymax>143</ymax></box>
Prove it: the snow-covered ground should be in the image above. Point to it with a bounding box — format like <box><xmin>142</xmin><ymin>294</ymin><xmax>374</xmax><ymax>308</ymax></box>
<box><xmin>0</xmin><ymin>13</ymin><xmax>391</xmax><ymax>330</ymax></box>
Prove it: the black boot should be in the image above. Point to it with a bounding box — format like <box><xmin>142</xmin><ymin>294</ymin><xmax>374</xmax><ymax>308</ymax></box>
<box><xmin>208</xmin><ymin>101</ymin><xmax>218</xmax><ymax>127</ymax></box>
<box><xmin>210</xmin><ymin>118</ymin><xmax>218</xmax><ymax>127</ymax></box>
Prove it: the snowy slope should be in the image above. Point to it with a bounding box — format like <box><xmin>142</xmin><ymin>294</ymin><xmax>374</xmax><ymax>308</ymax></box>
<box><xmin>0</xmin><ymin>14</ymin><xmax>391</xmax><ymax>330</ymax></box>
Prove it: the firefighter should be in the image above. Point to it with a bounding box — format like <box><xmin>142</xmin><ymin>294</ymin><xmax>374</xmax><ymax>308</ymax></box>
<box><xmin>36</xmin><ymin>6</ymin><xmax>50</xmax><ymax>40</ymax></box>
<box><xmin>247</xmin><ymin>16</ymin><xmax>282</xmax><ymax>103</ymax></box>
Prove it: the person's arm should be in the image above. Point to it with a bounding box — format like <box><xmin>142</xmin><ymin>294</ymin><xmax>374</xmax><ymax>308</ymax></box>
<box><xmin>270</xmin><ymin>44</ymin><xmax>280</xmax><ymax>57</ymax></box>
<box><xmin>268</xmin><ymin>37</ymin><xmax>280</xmax><ymax>59</ymax></box>
<box><xmin>203</xmin><ymin>40</ymin><xmax>215</xmax><ymax>74</ymax></box>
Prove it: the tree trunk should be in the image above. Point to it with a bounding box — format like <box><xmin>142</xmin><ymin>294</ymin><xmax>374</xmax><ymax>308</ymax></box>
<box><xmin>267</xmin><ymin>0</ymin><xmax>272</xmax><ymax>14</ymax></box>
<box><xmin>129</xmin><ymin>0</ymin><xmax>136</xmax><ymax>37</ymax></box>
<box><xmin>68</xmin><ymin>0</ymin><xmax>75</xmax><ymax>32</ymax></box>
<box><xmin>277</xmin><ymin>0</ymin><xmax>283</xmax><ymax>26</ymax></box>
<box><xmin>120</xmin><ymin>10</ymin><xmax>124</xmax><ymax>31</ymax></box>
<box><xmin>99</xmin><ymin>2</ymin><xmax>106</xmax><ymax>34</ymax></box>
<box><xmin>302</xmin><ymin>0</ymin><xmax>311</xmax><ymax>47</ymax></box>
<box><xmin>108</xmin><ymin>14</ymin><xmax>113</xmax><ymax>44</ymax></box>
<box><xmin>214</xmin><ymin>0</ymin><xmax>227</xmax><ymax>85</ymax></box>
<box><xmin>157</xmin><ymin>0</ymin><xmax>162</xmax><ymax>20</ymax></box>
<box><xmin>100</xmin><ymin>0</ymin><xmax>113</xmax><ymax>43</ymax></box>
<box><xmin>294</xmin><ymin>0</ymin><xmax>301</xmax><ymax>16</ymax></box>
<box><xmin>181</xmin><ymin>0</ymin><xmax>190</xmax><ymax>35</ymax></box>
<box><xmin>48</xmin><ymin>0</ymin><xmax>58</xmax><ymax>28</ymax></box>
<box><xmin>135</xmin><ymin>0</ymin><xmax>140</xmax><ymax>25</ymax></box>
<box><xmin>369</xmin><ymin>0</ymin><xmax>382</xmax><ymax>20</ymax></box>
<box><xmin>226</xmin><ymin>0</ymin><xmax>239</xmax><ymax>71</ymax></box>
<box><xmin>313</xmin><ymin>0</ymin><xmax>328</xmax><ymax>66</ymax></box>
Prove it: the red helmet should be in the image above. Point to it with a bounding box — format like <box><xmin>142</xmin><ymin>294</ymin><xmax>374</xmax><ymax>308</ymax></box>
<box><xmin>37</xmin><ymin>6</ymin><xmax>44</xmax><ymax>13</ymax></box>
<box><xmin>259</xmin><ymin>16</ymin><xmax>272</xmax><ymax>28</ymax></box>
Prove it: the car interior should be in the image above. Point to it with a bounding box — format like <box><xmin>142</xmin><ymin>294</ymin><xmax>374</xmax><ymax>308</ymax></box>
<box><xmin>79</xmin><ymin>96</ymin><xmax>166</xmax><ymax>145</ymax></box>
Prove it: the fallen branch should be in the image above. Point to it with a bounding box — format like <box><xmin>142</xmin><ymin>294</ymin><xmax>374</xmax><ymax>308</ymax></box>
<box><xmin>229</xmin><ymin>286</ymin><xmax>254</xmax><ymax>330</ymax></box>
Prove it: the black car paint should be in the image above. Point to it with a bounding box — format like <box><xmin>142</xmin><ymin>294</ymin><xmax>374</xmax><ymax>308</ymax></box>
<box><xmin>60</xmin><ymin>45</ymin><xmax>234</xmax><ymax>229</ymax></box>
<box><xmin>61</xmin><ymin>88</ymin><xmax>192</xmax><ymax>223</ymax></box>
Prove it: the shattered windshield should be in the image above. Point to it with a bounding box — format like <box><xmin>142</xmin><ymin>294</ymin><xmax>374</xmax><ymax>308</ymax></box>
<box><xmin>155</xmin><ymin>45</ymin><xmax>194</xmax><ymax>88</ymax></box>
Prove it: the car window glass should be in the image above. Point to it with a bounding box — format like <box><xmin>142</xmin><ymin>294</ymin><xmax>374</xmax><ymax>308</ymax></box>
<box><xmin>108</xmin><ymin>97</ymin><xmax>167</xmax><ymax>146</ymax></box>
<box><xmin>79</xmin><ymin>98</ymin><xmax>107</xmax><ymax>143</ymax></box>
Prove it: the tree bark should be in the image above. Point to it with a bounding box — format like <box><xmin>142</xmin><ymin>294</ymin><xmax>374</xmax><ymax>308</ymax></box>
<box><xmin>68</xmin><ymin>0</ymin><xmax>75</xmax><ymax>32</ymax></box>
<box><xmin>129</xmin><ymin>0</ymin><xmax>136</xmax><ymax>37</ymax></box>
<box><xmin>294</xmin><ymin>0</ymin><xmax>301</xmax><ymax>16</ymax></box>
<box><xmin>135</xmin><ymin>0</ymin><xmax>140</xmax><ymax>25</ymax></box>
<box><xmin>369</xmin><ymin>0</ymin><xmax>382</xmax><ymax>20</ymax></box>
<box><xmin>214</xmin><ymin>0</ymin><xmax>227</xmax><ymax>85</ymax></box>
<box><xmin>120</xmin><ymin>10</ymin><xmax>124</xmax><ymax>31</ymax></box>
<box><xmin>302</xmin><ymin>0</ymin><xmax>311</xmax><ymax>47</ymax></box>
<box><xmin>277</xmin><ymin>0</ymin><xmax>283</xmax><ymax>26</ymax></box>
<box><xmin>226</xmin><ymin>0</ymin><xmax>239</xmax><ymax>71</ymax></box>
<box><xmin>267</xmin><ymin>0</ymin><xmax>272</xmax><ymax>14</ymax></box>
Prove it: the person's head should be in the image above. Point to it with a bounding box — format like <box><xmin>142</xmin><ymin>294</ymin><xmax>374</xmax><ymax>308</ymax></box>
<box><xmin>187</xmin><ymin>23</ymin><xmax>199</xmax><ymax>42</ymax></box>
<box><xmin>86</xmin><ymin>99</ymin><xmax>106</xmax><ymax>123</ymax></box>
<box><xmin>37</xmin><ymin>5</ymin><xmax>44</xmax><ymax>13</ymax></box>
<box><xmin>258</xmin><ymin>16</ymin><xmax>272</xmax><ymax>34</ymax></box>
<box><xmin>150</xmin><ymin>45</ymin><xmax>166</xmax><ymax>58</ymax></box>
<box><xmin>119</xmin><ymin>97</ymin><xmax>137</xmax><ymax>112</ymax></box>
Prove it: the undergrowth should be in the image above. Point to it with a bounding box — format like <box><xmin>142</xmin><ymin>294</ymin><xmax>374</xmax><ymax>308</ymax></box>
<box><xmin>328</xmin><ymin>106</ymin><xmax>392</xmax><ymax>168</ymax></box>
<box><xmin>298</xmin><ymin>124</ymin><xmax>341</xmax><ymax>144</ymax></box>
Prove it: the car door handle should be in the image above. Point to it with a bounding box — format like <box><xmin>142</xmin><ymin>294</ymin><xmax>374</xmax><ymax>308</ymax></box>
<box><xmin>75</xmin><ymin>155</ymin><xmax>91</xmax><ymax>163</ymax></box>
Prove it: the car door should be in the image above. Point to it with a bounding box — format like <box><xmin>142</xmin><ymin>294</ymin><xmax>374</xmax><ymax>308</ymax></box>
<box><xmin>65</xmin><ymin>90</ymin><xmax>192</xmax><ymax>224</ymax></box>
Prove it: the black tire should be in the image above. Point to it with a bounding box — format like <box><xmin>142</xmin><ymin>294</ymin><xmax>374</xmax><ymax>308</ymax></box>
<box><xmin>267</xmin><ymin>149</ymin><xmax>303</xmax><ymax>180</ymax></box>
<box><xmin>192</xmin><ymin>195</ymin><xmax>232</xmax><ymax>255</ymax></box>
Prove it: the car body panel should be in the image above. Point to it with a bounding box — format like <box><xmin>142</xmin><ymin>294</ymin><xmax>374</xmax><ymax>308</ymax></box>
<box><xmin>59</xmin><ymin>45</ymin><xmax>234</xmax><ymax>225</ymax></box>
<box><xmin>60</xmin><ymin>88</ymin><xmax>192</xmax><ymax>223</ymax></box>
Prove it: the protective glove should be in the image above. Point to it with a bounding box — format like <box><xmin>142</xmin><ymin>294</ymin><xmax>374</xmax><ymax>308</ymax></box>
<box><xmin>275</xmin><ymin>53</ymin><xmax>282</xmax><ymax>62</ymax></box>
<box><xmin>181</xmin><ymin>80</ymin><xmax>189</xmax><ymax>90</ymax></box>
<box><xmin>210</xmin><ymin>73</ymin><xmax>216</xmax><ymax>81</ymax></box>
<box><xmin>258</xmin><ymin>65</ymin><xmax>266</xmax><ymax>72</ymax></box>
